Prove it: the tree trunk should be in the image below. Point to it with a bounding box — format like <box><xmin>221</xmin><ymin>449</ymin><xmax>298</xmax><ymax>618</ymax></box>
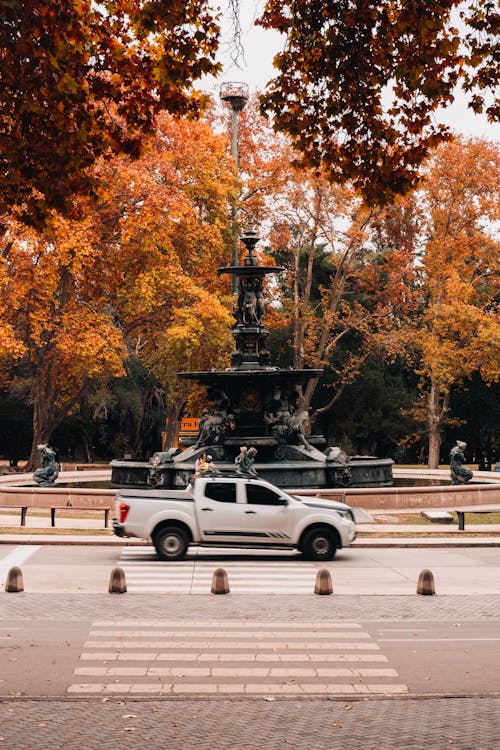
<box><xmin>164</xmin><ymin>384</ymin><xmax>189</xmax><ymax>449</ymax></box>
<box><xmin>427</xmin><ymin>380</ymin><xmax>450</xmax><ymax>470</ymax></box>
<box><xmin>83</xmin><ymin>435</ymin><xmax>94</xmax><ymax>464</ymax></box>
<box><xmin>427</xmin><ymin>422</ymin><xmax>441</xmax><ymax>470</ymax></box>
<box><xmin>26</xmin><ymin>399</ymin><xmax>57</xmax><ymax>471</ymax></box>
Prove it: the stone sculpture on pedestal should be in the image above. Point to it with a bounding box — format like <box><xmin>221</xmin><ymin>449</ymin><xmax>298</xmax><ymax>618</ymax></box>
<box><xmin>450</xmin><ymin>441</ymin><xmax>473</xmax><ymax>485</ymax></box>
<box><xmin>33</xmin><ymin>445</ymin><xmax>59</xmax><ymax>486</ymax></box>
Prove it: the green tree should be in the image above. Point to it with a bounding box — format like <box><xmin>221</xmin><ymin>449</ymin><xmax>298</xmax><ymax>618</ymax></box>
<box><xmin>319</xmin><ymin>356</ymin><xmax>420</xmax><ymax>459</ymax></box>
<box><xmin>0</xmin><ymin>390</ymin><xmax>32</xmax><ymax>466</ymax></box>
<box><xmin>51</xmin><ymin>357</ymin><xmax>167</xmax><ymax>462</ymax></box>
<box><xmin>449</xmin><ymin>377</ymin><xmax>500</xmax><ymax>471</ymax></box>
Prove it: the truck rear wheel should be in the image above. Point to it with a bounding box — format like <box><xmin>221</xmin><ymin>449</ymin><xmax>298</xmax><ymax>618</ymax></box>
<box><xmin>153</xmin><ymin>526</ymin><xmax>189</xmax><ymax>561</ymax></box>
<box><xmin>302</xmin><ymin>527</ymin><xmax>338</xmax><ymax>561</ymax></box>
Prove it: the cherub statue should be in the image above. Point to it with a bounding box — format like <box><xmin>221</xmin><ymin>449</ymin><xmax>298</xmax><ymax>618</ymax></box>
<box><xmin>254</xmin><ymin>278</ymin><xmax>265</xmax><ymax>324</ymax></box>
<box><xmin>194</xmin><ymin>388</ymin><xmax>235</xmax><ymax>448</ymax></box>
<box><xmin>235</xmin><ymin>446</ymin><xmax>258</xmax><ymax>476</ymax></box>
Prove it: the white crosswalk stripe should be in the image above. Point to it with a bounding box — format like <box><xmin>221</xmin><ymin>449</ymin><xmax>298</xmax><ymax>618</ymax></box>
<box><xmin>119</xmin><ymin>545</ymin><xmax>337</xmax><ymax>593</ymax></box>
<box><xmin>67</xmin><ymin>620</ymin><xmax>409</xmax><ymax>697</ymax></box>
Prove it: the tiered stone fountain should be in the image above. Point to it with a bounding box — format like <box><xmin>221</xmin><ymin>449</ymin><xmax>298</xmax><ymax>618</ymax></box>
<box><xmin>111</xmin><ymin>225</ymin><xmax>393</xmax><ymax>489</ymax></box>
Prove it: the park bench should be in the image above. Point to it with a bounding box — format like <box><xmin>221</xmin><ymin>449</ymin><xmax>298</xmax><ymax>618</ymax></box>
<box><xmin>0</xmin><ymin>485</ymin><xmax>115</xmax><ymax>530</ymax></box>
<box><xmin>455</xmin><ymin>509</ymin><xmax>500</xmax><ymax>531</ymax></box>
<box><xmin>1</xmin><ymin>504</ymin><xmax>111</xmax><ymax>528</ymax></box>
<box><xmin>421</xmin><ymin>508</ymin><xmax>500</xmax><ymax>530</ymax></box>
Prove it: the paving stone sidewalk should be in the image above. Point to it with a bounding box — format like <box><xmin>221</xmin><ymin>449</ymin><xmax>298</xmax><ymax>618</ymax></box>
<box><xmin>2</xmin><ymin>592</ymin><xmax>500</xmax><ymax>620</ymax></box>
<box><xmin>0</xmin><ymin>697</ymin><xmax>498</xmax><ymax>750</ymax></box>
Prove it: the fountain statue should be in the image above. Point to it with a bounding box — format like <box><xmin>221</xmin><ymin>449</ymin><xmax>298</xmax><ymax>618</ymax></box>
<box><xmin>450</xmin><ymin>441</ymin><xmax>473</xmax><ymax>485</ymax></box>
<box><xmin>111</xmin><ymin>224</ymin><xmax>393</xmax><ymax>489</ymax></box>
<box><xmin>235</xmin><ymin>446</ymin><xmax>258</xmax><ymax>476</ymax></box>
<box><xmin>33</xmin><ymin>444</ymin><xmax>59</xmax><ymax>486</ymax></box>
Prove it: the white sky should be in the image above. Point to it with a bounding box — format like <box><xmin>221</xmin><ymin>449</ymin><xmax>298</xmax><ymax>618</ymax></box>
<box><xmin>202</xmin><ymin>1</ymin><xmax>499</xmax><ymax>142</ymax></box>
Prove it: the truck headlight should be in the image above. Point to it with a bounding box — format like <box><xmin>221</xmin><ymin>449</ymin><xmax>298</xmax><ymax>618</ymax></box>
<box><xmin>336</xmin><ymin>508</ymin><xmax>355</xmax><ymax>523</ymax></box>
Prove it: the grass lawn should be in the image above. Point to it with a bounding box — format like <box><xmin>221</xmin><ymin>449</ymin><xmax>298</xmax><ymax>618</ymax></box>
<box><xmin>0</xmin><ymin>509</ymin><xmax>106</xmax><ymax>519</ymax></box>
<box><xmin>0</xmin><ymin>527</ymin><xmax>111</xmax><ymax>535</ymax></box>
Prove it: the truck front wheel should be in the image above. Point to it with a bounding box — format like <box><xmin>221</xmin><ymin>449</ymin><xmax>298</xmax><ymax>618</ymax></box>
<box><xmin>302</xmin><ymin>527</ymin><xmax>338</xmax><ymax>561</ymax></box>
<box><xmin>153</xmin><ymin>526</ymin><xmax>189</xmax><ymax>561</ymax></box>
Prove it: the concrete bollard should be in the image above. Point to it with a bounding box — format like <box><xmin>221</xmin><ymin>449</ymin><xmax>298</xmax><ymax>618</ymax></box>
<box><xmin>5</xmin><ymin>566</ymin><xmax>24</xmax><ymax>593</ymax></box>
<box><xmin>108</xmin><ymin>566</ymin><xmax>127</xmax><ymax>594</ymax></box>
<box><xmin>314</xmin><ymin>568</ymin><xmax>333</xmax><ymax>595</ymax></box>
<box><xmin>211</xmin><ymin>567</ymin><xmax>230</xmax><ymax>594</ymax></box>
<box><xmin>417</xmin><ymin>568</ymin><xmax>436</xmax><ymax>595</ymax></box>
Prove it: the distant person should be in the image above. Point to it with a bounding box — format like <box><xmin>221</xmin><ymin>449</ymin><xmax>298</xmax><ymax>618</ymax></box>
<box><xmin>235</xmin><ymin>446</ymin><xmax>248</xmax><ymax>468</ymax></box>
<box><xmin>204</xmin><ymin>455</ymin><xmax>216</xmax><ymax>472</ymax></box>
<box><xmin>194</xmin><ymin>452</ymin><xmax>216</xmax><ymax>478</ymax></box>
<box><xmin>194</xmin><ymin>452</ymin><xmax>208</xmax><ymax>477</ymax></box>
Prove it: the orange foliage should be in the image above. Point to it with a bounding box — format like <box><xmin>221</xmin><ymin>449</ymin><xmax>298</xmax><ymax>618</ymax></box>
<box><xmin>259</xmin><ymin>1</ymin><xmax>498</xmax><ymax>204</ymax></box>
<box><xmin>234</xmin><ymin>100</ymin><xmax>419</xmax><ymax>417</ymax></box>
<box><xmin>0</xmin><ymin>0</ymin><xmax>221</xmax><ymax>225</ymax></box>
<box><xmin>0</xmin><ymin>111</ymin><xmax>238</xmax><ymax>464</ymax></box>
<box><xmin>414</xmin><ymin>137</ymin><xmax>499</xmax><ymax>466</ymax></box>
<box><xmin>419</xmin><ymin>137</ymin><xmax>499</xmax><ymax>387</ymax></box>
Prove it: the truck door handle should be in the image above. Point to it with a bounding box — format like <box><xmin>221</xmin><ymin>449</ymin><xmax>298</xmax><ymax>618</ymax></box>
<box><xmin>245</xmin><ymin>510</ymin><xmax>257</xmax><ymax>514</ymax></box>
<box><xmin>201</xmin><ymin>508</ymin><xmax>214</xmax><ymax>511</ymax></box>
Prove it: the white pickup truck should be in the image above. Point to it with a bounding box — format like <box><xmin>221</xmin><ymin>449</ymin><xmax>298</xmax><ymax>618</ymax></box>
<box><xmin>113</xmin><ymin>474</ymin><xmax>356</xmax><ymax>561</ymax></box>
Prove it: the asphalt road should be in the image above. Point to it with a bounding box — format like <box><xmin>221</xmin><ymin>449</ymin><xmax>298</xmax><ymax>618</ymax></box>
<box><xmin>1</xmin><ymin>543</ymin><xmax>500</xmax><ymax>595</ymax></box>
<box><xmin>1</xmin><ymin>616</ymin><xmax>500</xmax><ymax>699</ymax></box>
<box><xmin>1</xmin><ymin>544</ymin><xmax>500</xmax><ymax>699</ymax></box>
<box><xmin>2</xmin><ymin>544</ymin><xmax>500</xmax><ymax>749</ymax></box>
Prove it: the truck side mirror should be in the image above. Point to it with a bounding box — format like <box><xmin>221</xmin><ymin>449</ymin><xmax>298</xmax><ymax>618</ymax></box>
<box><xmin>276</xmin><ymin>497</ymin><xmax>288</xmax><ymax>506</ymax></box>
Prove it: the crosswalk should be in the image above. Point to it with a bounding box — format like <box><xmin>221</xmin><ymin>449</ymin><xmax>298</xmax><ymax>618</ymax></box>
<box><xmin>67</xmin><ymin>619</ymin><xmax>408</xmax><ymax>696</ymax></box>
<box><xmin>119</xmin><ymin>546</ymin><xmax>333</xmax><ymax>594</ymax></box>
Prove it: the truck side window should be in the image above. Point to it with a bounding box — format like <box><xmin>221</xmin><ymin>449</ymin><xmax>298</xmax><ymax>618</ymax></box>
<box><xmin>204</xmin><ymin>482</ymin><xmax>237</xmax><ymax>503</ymax></box>
<box><xmin>246</xmin><ymin>484</ymin><xmax>284</xmax><ymax>506</ymax></box>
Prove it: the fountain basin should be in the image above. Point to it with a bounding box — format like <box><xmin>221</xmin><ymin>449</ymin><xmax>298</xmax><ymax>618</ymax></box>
<box><xmin>0</xmin><ymin>469</ymin><xmax>498</xmax><ymax>514</ymax></box>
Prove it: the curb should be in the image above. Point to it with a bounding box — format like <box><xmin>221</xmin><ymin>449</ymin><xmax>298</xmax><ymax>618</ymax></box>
<box><xmin>0</xmin><ymin>535</ymin><xmax>499</xmax><ymax>548</ymax></box>
<box><xmin>0</xmin><ymin>536</ymin><xmax>143</xmax><ymax>546</ymax></box>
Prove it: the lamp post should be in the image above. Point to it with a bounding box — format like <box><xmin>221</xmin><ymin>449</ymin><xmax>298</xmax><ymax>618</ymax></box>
<box><xmin>220</xmin><ymin>81</ymin><xmax>249</xmax><ymax>293</ymax></box>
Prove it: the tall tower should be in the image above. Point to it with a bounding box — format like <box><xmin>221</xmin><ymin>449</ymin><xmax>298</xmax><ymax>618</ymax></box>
<box><xmin>220</xmin><ymin>82</ymin><xmax>249</xmax><ymax>292</ymax></box>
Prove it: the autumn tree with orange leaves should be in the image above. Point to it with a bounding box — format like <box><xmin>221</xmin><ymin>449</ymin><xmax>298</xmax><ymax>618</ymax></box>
<box><xmin>1</xmin><ymin>0</ymin><xmax>498</xmax><ymax>228</ymax></box>
<box><xmin>411</xmin><ymin>137</ymin><xmax>500</xmax><ymax>468</ymax></box>
<box><xmin>93</xmin><ymin>112</ymin><xmax>237</xmax><ymax>446</ymax></box>
<box><xmin>0</xmin><ymin>0</ymin><xmax>221</xmax><ymax>225</ymax></box>
<box><xmin>259</xmin><ymin>0</ymin><xmax>499</xmax><ymax>205</ymax></box>
<box><xmin>0</xmin><ymin>113</ymin><xmax>238</xmax><ymax>467</ymax></box>
<box><xmin>0</xmin><ymin>213</ymin><xmax>129</xmax><ymax>469</ymax></box>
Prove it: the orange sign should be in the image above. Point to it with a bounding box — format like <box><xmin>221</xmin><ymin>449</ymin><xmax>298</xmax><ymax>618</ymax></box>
<box><xmin>180</xmin><ymin>418</ymin><xmax>200</xmax><ymax>432</ymax></box>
